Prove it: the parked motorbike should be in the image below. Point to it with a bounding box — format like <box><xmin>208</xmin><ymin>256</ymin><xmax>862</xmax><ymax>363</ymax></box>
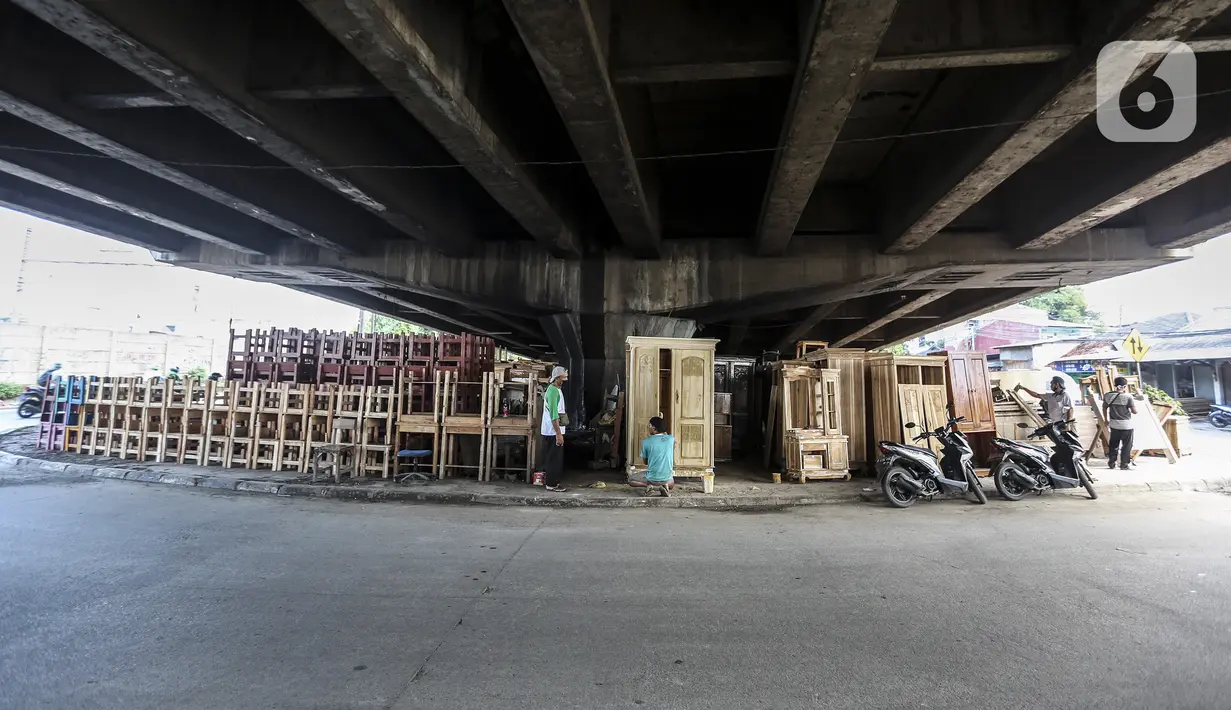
<box><xmin>1209</xmin><ymin>403</ymin><xmax>1231</xmax><ymax>429</ymax></box>
<box><xmin>876</xmin><ymin>412</ymin><xmax>987</xmax><ymax>508</ymax></box>
<box><xmin>991</xmin><ymin>420</ymin><xmax>1097</xmax><ymax>500</ymax></box>
<box><xmin>16</xmin><ymin>385</ymin><xmax>44</xmax><ymax>419</ymax></box>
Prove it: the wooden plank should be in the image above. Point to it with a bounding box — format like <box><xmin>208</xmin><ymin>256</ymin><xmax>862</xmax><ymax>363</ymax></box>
<box><xmin>922</xmin><ymin>385</ymin><xmax>949</xmax><ymax>456</ymax></box>
<box><xmin>764</xmin><ymin>381</ymin><xmax>780</xmax><ymax>469</ymax></box>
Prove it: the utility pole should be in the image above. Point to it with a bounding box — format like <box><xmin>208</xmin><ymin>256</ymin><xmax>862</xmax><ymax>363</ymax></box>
<box><xmin>12</xmin><ymin>227</ymin><xmax>33</xmax><ymax>322</ymax></box>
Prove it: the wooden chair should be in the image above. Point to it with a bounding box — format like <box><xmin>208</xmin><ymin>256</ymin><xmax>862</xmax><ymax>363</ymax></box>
<box><xmin>311</xmin><ymin>419</ymin><xmax>358</xmax><ymax>483</ymax></box>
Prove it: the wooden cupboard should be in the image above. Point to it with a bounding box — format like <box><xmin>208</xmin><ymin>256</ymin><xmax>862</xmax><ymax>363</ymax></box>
<box><xmin>869</xmin><ymin>355</ymin><xmax>949</xmax><ymax>456</ymax></box>
<box><xmin>801</xmin><ymin>348</ymin><xmax>868</xmax><ymax>470</ymax></box>
<box><xmin>625</xmin><ymin>336</ymin><xmax>719</xmax><ymax>478</ymax></box>
<box><xmin>932</xmin><ymin>352</ymin><xmax>995</xmax><ymax>433</ymax></box>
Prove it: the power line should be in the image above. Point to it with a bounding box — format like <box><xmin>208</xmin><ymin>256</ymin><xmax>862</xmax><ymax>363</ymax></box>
<box><xmin>0</xmin><ymin>85</ymin><xmax>1224</xmax><ymax>172</ymax></box>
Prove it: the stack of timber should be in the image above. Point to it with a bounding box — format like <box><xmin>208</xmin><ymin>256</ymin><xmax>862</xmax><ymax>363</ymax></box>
<box><xmin>38</xmin><ymin>372</ymin><xmax>542</xmax><ymax>482</ymax></box>
<box><xmin>765</xmin><ymin>356</ymin><xmax>849</xmax><ymax>482</ymax></box>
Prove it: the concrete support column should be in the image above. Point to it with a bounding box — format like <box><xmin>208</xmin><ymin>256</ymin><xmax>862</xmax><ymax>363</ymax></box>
<box><xmin>587</xmin><ymin>313</ymin><xmax>697</xmax><ymax>422</ymax></box>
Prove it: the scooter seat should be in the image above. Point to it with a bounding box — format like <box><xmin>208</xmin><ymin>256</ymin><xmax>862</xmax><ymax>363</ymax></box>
<box><xmin>891</xmin><ymin>442</ymin><xmax>936</xmax><ymax>457</ymax></box>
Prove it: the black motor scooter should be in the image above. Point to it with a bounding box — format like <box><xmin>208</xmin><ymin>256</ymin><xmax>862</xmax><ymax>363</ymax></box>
<box><xmin>876</xmin><ymin>412</ymin><xmax>987</xmax><ymax>508</ymax></box>
<box><xmin>1209</xmin><ymin>403</ymin><xmax>1231</xmax><ymax>429</ymax></box>
<box><xmin>16</xmin><ymin>385</ymin><xmax>44</xmax><ymax>419</ymax></box>
<box><xmin>991</xmin><ymin>419</ymin><xmax>1097</xmax><ymax>500</ymax></box>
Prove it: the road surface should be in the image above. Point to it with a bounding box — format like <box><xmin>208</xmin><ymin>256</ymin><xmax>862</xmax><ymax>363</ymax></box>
<box><xmin>1</xmin><ymin>468</ymin><xmax>1228</xmax><ymax>709</ymax></box>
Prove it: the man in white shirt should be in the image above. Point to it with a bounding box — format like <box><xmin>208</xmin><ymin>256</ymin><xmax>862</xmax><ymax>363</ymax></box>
<box><xmin>539</xmin><ymin>366</ymin><xmax>568</xmax><ymax>492</ymax></box>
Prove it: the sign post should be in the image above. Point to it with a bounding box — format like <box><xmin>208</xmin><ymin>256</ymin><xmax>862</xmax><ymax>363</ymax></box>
<box><xmin>1121</xmin><ymin>328</ymin><xmax>1151</xmax><ymax>384</ymax></box>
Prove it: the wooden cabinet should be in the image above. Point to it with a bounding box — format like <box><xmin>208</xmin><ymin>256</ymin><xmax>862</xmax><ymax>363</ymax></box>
<box><xmin>869</xmin><ymin>355</ymin><xmax>949</xmax><ymax>456</ymax></box>
<box><xmin>625</xmin><ymin>337</ymin><xmax>719</xmax><ymax>478</ymax></box>
<box><xmin>803</xmin><ymin>349</ymin><xmax>867</xmax><ymax>469</ymax></box>
<box><xmin>932</xmin><ymin>352</ymin><xmax>996</xmax><ymax>433</ymax></box>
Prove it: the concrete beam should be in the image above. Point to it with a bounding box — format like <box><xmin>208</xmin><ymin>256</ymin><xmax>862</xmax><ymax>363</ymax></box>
<box><xmin>300</xmin><ymin>0</ymin><xmax>582</xmax><ymax>257</ymax></box>
<box><xmin>879</xmin><ymin>287</ymin><xmax>1052</xmax><ymax>346</ymax></box>
<box><xmin>0</xmin><ymin>152</ymin><xmax>278</xmax><ymax>256</ymax></box>
<box><xmin>361</xmin><ymin>289</ymin><xmax>539</xmax><ymax>352</ymax></box>
<box><xmin>755</xmin><ymin>0</ymin><xmax>899</xmax><ymax>255</ymax></box>
<box><xmin>773</xmin><ymin>302</ymin><xmax>841</xmax><ymax>354</ymax></box>
<box><xmin>883</xmin><ymin>0</ymin><xmax>1231</xmax><ymax>253</ymax></box>
<box><xmin>612</xmin><ymin>60</ymin><xmax>795</xmax><ymax>84</ymax></box>
<box><xmin>1013</xmin><ymin>87</ymin><xmax>1231</xmax><ymax>250</ymax></box>
<box><xmin>872</xmin><ymin>45</ymin><xmax>1073</xmax><ymax>72</ymax></box>
<box><xmin>505</xmin><ymin>0</ymin><xmax>660</xmax><ymax>257</ymax></box>
<box><xmin>0</xmin><ymin>51</ymin><xmax>351</xmax><ymax>252</ymax></box>
<box><xmin>72</xmin><ymin>84</ymin><xmax>392</xmax><ymax>109</ymax></box>
<box><xmin>0</xmin><ymin>171</ymin><xmax>185</xmax><ymax>253</ymax></box>
<box><xmin>834</xmin><ymin>290</ymin><xmax>953</xmax><ymax>347</ymax></box>
<box><xmin>15</xmin><ymin>0</ymin><xmax>477</xmax><ymax>256</ymax></box>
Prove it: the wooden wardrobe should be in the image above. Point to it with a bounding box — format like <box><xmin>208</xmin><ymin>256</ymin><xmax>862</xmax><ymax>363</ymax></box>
<box><xmin>868</xmin><ymin>355</ymin><xmax>950</xmax><ymax>456</ymax></box>
<box><xmin>931</xmin><ymin>352</ymin><xmax>995</xmax><ymax>433</ymax></box>
<box><xmin>625</xmin><ymin>336</ymin><xmax>719</xmax><ymax>478</ymax></box>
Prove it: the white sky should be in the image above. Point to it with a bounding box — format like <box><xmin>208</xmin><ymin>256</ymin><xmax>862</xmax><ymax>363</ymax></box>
<box><xmin>1083</xmin><ymin>233</ymin><xmax>1231</xmax><ymax>326</ymax></box>
<box><xmin>0</xmin><ymin>207</ymin><xmax>361</xmax><ymax>335</ymax></box>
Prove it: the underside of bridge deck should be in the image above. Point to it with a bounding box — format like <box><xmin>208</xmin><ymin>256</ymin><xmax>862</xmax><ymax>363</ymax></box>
<box><xmin>4</xmin><ymin>0</ymin><xmax>1231</xmax><ymax>414</ymax></box>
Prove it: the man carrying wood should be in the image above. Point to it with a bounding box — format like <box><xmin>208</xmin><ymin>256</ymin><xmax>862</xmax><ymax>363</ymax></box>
<box><xmin>1102</xmin><ymin>376</ymin><xmax>1138</xmax><ymax>470</ymax></box>
<box><xmin>1015</xmin><ymin>376</ymin><xmax>1074</xmax><ymax>424</ymax></box>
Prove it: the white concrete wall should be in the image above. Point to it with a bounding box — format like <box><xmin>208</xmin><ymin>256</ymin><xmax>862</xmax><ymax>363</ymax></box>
<box><xmin>0</xmin><ymin>323</ymin><xmax>223</xmax><ymax>383</ymax></box>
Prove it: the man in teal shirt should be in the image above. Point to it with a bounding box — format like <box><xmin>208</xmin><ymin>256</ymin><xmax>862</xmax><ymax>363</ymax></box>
<box><xmin>629</xmin><ymin>417</ymin><xmax>675</xmax><ymax>496</ymax></box>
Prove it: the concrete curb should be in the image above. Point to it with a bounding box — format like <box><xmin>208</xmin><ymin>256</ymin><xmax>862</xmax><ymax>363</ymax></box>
<box><xmin>2</xmin><ymin>447</ymin><xmax>1226</xmax><ymax>509</ymax></box>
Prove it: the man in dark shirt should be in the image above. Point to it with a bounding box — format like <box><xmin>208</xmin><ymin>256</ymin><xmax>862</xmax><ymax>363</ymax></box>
<box><xmin>1102</xmin><ymin>377</ymin><xmax>1139</xmax><ymax>470</ymax></box>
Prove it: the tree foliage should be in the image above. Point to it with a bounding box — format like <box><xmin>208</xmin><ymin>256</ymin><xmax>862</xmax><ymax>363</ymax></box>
<box><xmin>877</xmin><ymin>343</ymin><xmax>910</xmax><ymax>356</ymax></box>
<box><xmin>1022</xmin><ymin>287</ymin><xmax>1102</xmax><ymax>325</ymax></box>
<box><xmin>367</xmin><ymin>314</ymin><xmax>436</xmax><ymax>336</ymax></box>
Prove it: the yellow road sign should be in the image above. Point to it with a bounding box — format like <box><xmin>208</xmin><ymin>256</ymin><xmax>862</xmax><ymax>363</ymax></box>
<box><xmin>1122</xmin><ymin>328</ymin><xmax>1151</xmax><ymax>363</ymax></box>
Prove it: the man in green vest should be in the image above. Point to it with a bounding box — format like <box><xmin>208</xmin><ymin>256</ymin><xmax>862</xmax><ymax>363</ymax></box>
<box><xmin>540</xmin><ymin>366</ymin><xmax>568</xmax><ymax>492</ymax></box>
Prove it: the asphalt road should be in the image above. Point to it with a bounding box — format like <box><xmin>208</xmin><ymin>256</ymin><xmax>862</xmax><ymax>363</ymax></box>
<box><xmin>1</xmin><ymin>470</ymin><xmax>1229</xmax><ymax>710</ymax></box>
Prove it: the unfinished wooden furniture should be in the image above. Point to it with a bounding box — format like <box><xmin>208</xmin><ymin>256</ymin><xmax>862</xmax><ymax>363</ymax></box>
<box><xmin>802</xmin><ymin>348</ymin><xmax>869</xmax><ymax>471</ymax></box>
<box><xmin>765</xmin><ymin>362</ymin><xmax>847</xmax><ymax>476</ymax></box>
<box><xmin>714</xmin><ymin>392</ymin><xmax>733</xmax><ymax>462</ymax></box>
<box><xmin>312</xmin><ymin>419</ymin><xmax>358</xmax><ymax>483</ymax></box>
<box><xmin>794</xmin><ymin>340</ymin><xmax>829</xmax><ymax>359</ymax></box>
<box><xmin>624</xmin><ymin>336</ymin><xmax>719</xmax><ymax>481</ymax></box>
<box><xmin>438</xmin><ymin>371</ymin><xmax>490</xmax><ymax>480</ymax></box>
<box><xmin>785</xmin><ymin>429</ymin><xmax>850</xmax><ymax>482</ymax></box>
<box><xmin>485</xmin><ymin>373</ymin><xmax>539</xmax><ymax>482</ymax></box>
<box><xmin>869</xmin><ymin>355</ymin><xmax>949</xmax><ymax>456</ymax></box>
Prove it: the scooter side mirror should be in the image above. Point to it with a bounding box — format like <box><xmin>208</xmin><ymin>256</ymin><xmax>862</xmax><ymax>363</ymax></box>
<box><xmin>904</xmin><ymin>422</ymin><xmax>918</xmax><ymax>429</ymax></box>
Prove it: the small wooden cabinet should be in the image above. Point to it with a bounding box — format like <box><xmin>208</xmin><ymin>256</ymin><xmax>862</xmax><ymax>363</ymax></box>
<box><xmin>625</xmin><ymin>336</ymin><xmax>719</xmax><ymax>478</ymax></box>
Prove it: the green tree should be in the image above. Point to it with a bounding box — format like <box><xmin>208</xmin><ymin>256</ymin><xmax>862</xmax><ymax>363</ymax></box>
<box><xmin>877</xmin><ymin>343</ymin><xmax>910</xmax><ymax>356</ymax></box>
<box><xmin>367</xmin><ymin>314</ymin><xmax>437</xmax><ymax>336</ymax></box>
<box><xmin>1022</xmin><ymin>286</ymin><xmax>1102</xmax><ymax>325</ymax></box>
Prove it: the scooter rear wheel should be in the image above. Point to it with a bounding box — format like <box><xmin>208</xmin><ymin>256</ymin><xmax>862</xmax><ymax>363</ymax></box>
<box><xmin>993</xmin><ymin>462</ymin><xmax>1030</xmax><ymax>502</ymax></box>
<box><xmin>881</xmin><ymin>466</ymin><xmax>919</xmax><ymax>509</ymax></box>
<box><xmin>17</xmin><ymin>401</ymin><xmax>39</xmax><ymax>419</ymax></box>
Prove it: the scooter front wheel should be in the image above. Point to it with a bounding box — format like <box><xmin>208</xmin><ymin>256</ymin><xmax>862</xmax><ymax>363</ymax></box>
<box><xmin>965</xmin><ymin>465</ymin><xmax>987</xmax><ymax>504</ymax></box>
<box><xmin>1076</xmin><ymin>461</ymin><xmax>1098</xmax><ymax>500</ymax></box>
<box><xmin>881</xmin><ymin>466</ymin><xmax>919</xmax><ymax>509</ymax></box>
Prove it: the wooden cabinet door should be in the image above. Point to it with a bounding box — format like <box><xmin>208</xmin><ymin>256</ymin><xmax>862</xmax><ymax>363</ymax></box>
<box><xmin>897</xmin><ymin>385</ymin><xmax>925</xmax><ymax>443</ymax></box>
<box><xmin>965</xmin><ymin>353</ymin><xmax>995</xmax><ymax>431</ymax></box>
<box><xmin>672</xmin><ymin>348</ymin><xmax>712</xmax><ymax>468</ymax></box>
<box><xmin>627</xmin><ymin>344</ymin><xmax>660</xmax><ymax>464</ymax></box>
<box><xmin>945</xmin><ymin>352</ymin><xmax>995</xmax><ymax>432</ymax></box>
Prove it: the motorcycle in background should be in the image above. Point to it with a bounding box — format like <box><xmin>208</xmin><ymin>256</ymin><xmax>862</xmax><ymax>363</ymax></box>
<box><xmin>16</xmin><ymin>385</ymin><xmax>43</xmax><ymax>419</ymax></box>
<box><xmin>876</xmin><ymin>410</ymin><xmax>987</xmax><ymax>508</ymax></box>
<box><xmin>991</xmin><ymin>420</ymin><xmax>1097</xmax><ymax>500</ymax></box>
<box><xmin>1209</xmin><ymin>403</ymin><xmax>1231</xmax><ymax>429</ymax></box>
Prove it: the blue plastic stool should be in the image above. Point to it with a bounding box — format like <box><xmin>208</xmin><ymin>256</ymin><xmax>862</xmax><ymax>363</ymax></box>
<box><xmin>397</xmin><ymin>449</ymin><xmax>434</xmax><ymax>483</ymax></box>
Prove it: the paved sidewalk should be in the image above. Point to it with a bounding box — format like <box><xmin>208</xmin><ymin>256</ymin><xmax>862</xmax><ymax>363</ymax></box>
<box><xmin>2</xmin><ymin>426</ymin><xmax>1227</xmax><ymax>509</ymax></box>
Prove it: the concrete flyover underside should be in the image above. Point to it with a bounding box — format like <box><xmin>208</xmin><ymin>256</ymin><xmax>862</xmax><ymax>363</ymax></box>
<box><xmin>2</xmin><ymin>0</ymin><xmax>1231</xmax><ymax>411</ymax></box>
